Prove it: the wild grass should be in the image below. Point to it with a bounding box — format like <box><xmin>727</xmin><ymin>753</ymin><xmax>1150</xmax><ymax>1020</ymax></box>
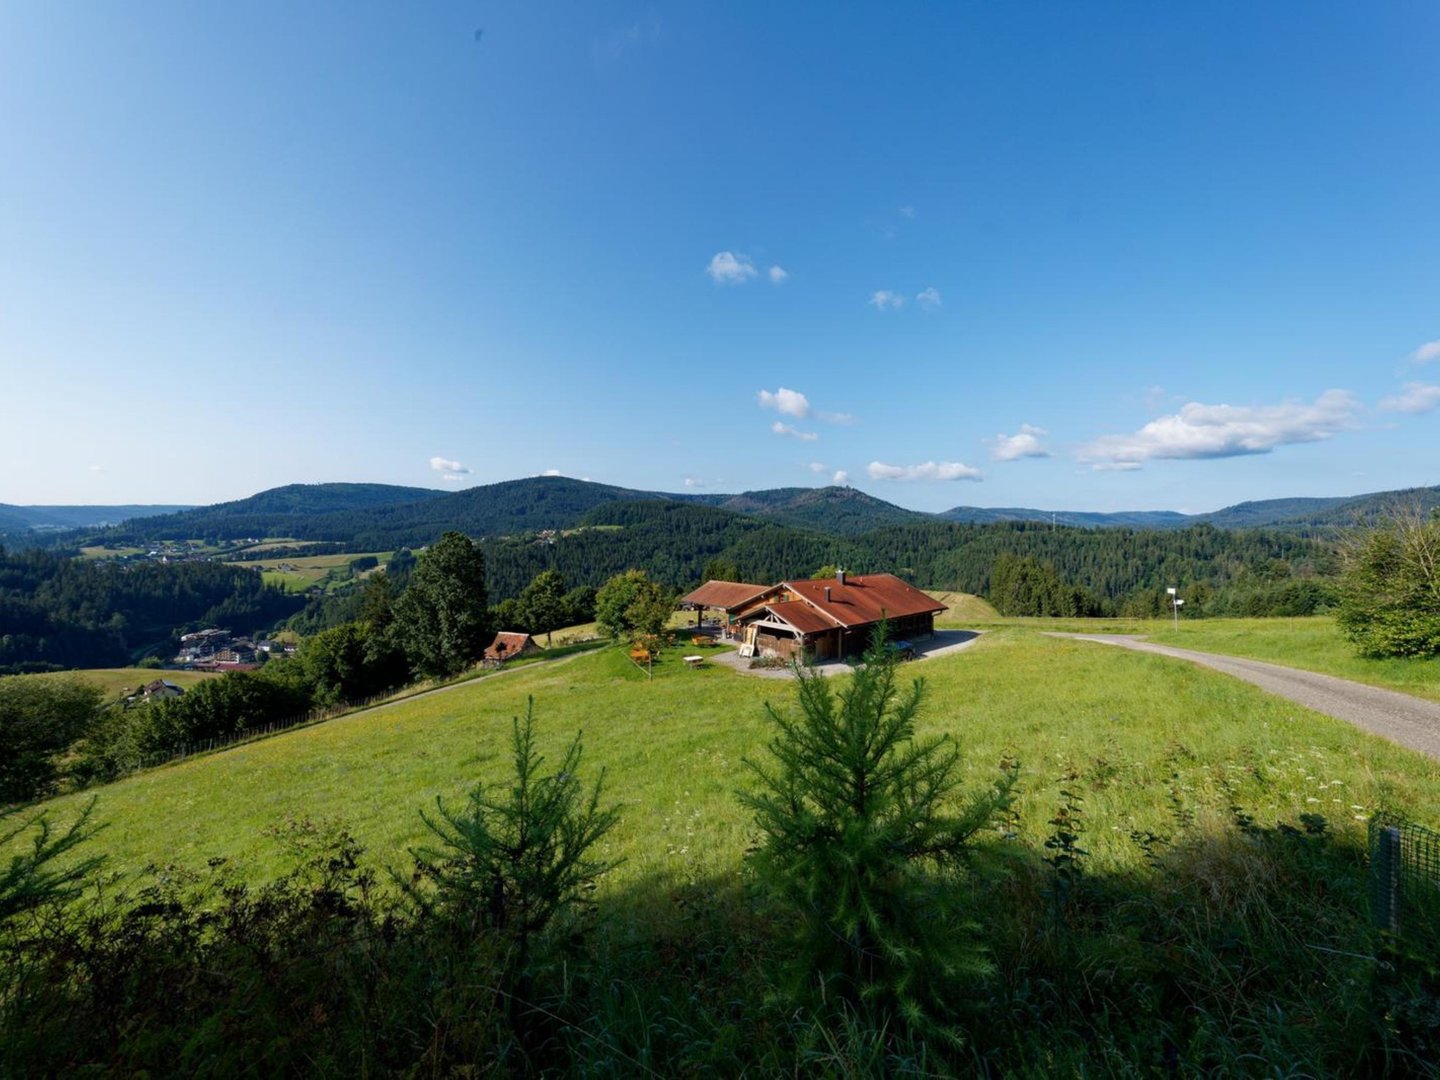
<box><xmin>9</xmin><ymin>628</ymin><xmax>1440</xmax><ymax>1072</ymax></box>
<box><xmin>1145</xmin><ymin>615</ymin><xmax>1440</xmax><ymax>703</ymax></box>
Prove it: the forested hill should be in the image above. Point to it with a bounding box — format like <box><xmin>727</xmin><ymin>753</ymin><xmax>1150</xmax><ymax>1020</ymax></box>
<box><xmin>0</xmin><ymin>503</ymin><xmax>194</xmax><ymax>533</ymax></box>
<box><xmin>680</xmin><ymin>486</ymin><xmax>928</xmax><ymax>534</ymax></box>
<box><xmin>87</xmin><ymin>483</ymin><xmax>451</xmax><ymax>544</ymax></box>
<box><xmin>0</xmin><ymin>545</ymin><xmax>302</xmax><ymax>672</ymax></box>
<box><xmin>937</xmin><ymin>506</ymin><xmax>1191</xmax><ymax>529</ymax></box>
<box><xmin>62</xmin><ymin>476</ymin><xmax>1440</xmax><ymax>553</ymax></box>
<box><xmin>470</xmin><ymin>499</ymin><xmax>1328</xmax><ymax>608</ymax></box>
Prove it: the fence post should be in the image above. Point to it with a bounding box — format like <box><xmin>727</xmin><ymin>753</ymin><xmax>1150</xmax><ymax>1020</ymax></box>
<box><xmin>1373</xmin><ymin>825</ymin><xmax>1402</xmax><ymax>936</ymax></box>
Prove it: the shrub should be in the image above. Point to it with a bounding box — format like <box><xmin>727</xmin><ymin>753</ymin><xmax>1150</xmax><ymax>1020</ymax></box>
<box><xmin>1337</xmin><ymin>507</ymin><xmax>1440</xmax><ymax>657</ymax></box>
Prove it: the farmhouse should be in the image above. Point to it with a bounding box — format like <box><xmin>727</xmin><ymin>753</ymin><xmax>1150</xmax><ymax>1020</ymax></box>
<box><xmin>731</xmin><ymin>571</ymin><xmax>946</xmax><ymax>661</ymax></box>
<box><xmin>677</xmin><ymin>579</ymin><xmax>771</xmax><ymax>632</ymax></box>
<box><xmin>484</xmin><ymin>631</ymin><xmax>539</xmax><ymax>665</ymax></box>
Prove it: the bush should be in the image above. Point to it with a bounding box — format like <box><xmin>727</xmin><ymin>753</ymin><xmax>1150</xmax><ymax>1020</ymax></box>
<box><xmin>1338</xmin><ymin>507</ymin><xmax>1440</xmax><ymax>657</ymax></box>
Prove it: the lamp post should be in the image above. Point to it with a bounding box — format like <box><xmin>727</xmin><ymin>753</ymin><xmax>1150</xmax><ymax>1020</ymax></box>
<box><xmin>1166</xmin><ymin>587</ymin><xmax>1184</xmax><ymax>630</ymax></box>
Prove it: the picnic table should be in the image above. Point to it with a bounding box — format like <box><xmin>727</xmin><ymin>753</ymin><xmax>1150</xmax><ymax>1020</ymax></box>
<box><xmin>683</xmin><ymin>655</ymin><xmax>705</xmax><ymax>669</ymax></box>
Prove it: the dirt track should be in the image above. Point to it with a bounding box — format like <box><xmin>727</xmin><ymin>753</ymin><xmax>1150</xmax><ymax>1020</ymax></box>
<box><xmin>1052</xmin><ymin>634</ymin><xmax>1440</xmax><ymax>762</ymax></box>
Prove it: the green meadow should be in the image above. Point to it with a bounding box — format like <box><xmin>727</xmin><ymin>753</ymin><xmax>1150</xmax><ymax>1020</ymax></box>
<box><xmin>29</xmin><ymin>667</ymin><xmax>218</xmax><ymax>700</ymax></box>
<box><xmin>17</xmin><ymin>629</ymin><xmax>1440</xmax><ymax>892</ymax></box>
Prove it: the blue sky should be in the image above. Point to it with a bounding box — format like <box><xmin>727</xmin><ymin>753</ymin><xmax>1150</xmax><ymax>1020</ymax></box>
<box><xmin>2</xmin><ymin>2</ymin><xmax>1437</xmax><ymax>513</ymax></box>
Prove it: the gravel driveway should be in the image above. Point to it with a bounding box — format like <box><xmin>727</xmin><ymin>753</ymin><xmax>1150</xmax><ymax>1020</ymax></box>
<box><xmin>1052</xmin><ymin>633</ymin><xmax>1440</xmax><ymax>761</ymax></box>
<box><xmin>708</xmin><ymin>629</ymin><xmax>983</xmax><ymax>680</ymax></box>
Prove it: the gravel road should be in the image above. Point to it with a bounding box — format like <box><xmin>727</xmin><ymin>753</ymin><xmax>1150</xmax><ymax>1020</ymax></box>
<box><xmin>1052</xmin><ymin>633</ymin><xmax>1440</xmax><ymax>761</ymax></box>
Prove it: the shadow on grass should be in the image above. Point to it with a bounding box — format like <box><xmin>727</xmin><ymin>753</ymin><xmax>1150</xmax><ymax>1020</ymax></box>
<box><xmin>3</xmin><ymin>809</ymin><xmax>1436</xmax><ymax>1077</ymax></box>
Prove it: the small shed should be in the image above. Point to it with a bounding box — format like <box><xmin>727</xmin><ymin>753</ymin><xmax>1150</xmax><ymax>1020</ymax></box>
<box><xmin>484</xmin><ymin>631</ymin><xmax>539</xmax><ymax>665</ymax></box>
<box><xmin>678</xmin><ymin>580</ymin><xmax>771</xmax><ymax>632</ymax></box>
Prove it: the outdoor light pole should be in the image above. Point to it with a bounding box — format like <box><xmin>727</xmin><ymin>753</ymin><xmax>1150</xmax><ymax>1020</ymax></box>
<box><xmin>1166</xmin><ymin>587</ymin><xmax>1184</xmax><ymax>630</ymax></box>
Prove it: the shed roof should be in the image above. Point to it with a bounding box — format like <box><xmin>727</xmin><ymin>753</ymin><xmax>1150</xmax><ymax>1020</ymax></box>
<box><xmin>484</xmin><ymin>631</ymin><xmax>534</xmax><ymax>660</ymax></box>
<box><xmin>783</xmin><ymin>574</ymin><xmax>947</xmax><ymax>629</ymax></box>
<box><xmin>758</xmin><ymin>602</ymin><xmax>839</xmax><ymax>635</ymax></box>
<box><xmin>679</xmin><ymin>580</ymin><xmax>772</xmax><ymax>611</ymax></box>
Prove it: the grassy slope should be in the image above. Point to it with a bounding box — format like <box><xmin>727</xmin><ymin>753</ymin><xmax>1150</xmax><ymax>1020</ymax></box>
<box><xmin>28</xmin><ymin>667</ymin><xmax>219</xmax><ymax>699</ymax></box>
<box><xmin>13</xmin><ymin>632</ymin><xmax>1440</xmax><ymax>898</ymax></box>
<box><xmin>1142</xmin><ymin>616</ymin><xmax>1440</xmax><ymax>704</ymax></box>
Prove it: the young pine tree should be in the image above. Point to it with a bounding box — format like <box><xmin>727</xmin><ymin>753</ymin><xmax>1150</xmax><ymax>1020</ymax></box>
<box><xmin>740</xmin><ymin>626</ymin><xmax>1017</xmax><ymax>1034</ymax></box>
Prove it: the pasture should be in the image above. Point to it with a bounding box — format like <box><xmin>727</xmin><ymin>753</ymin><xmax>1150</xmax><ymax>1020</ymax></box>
<box><xmin>16</xmin><ymin>629</ymin><xmax>1439</xmax><ymax>889</ymax></box>
<box><xmin>25</xmin><ymin>667</ymin><xmax>219</xmax><ymax>700</ymax></box>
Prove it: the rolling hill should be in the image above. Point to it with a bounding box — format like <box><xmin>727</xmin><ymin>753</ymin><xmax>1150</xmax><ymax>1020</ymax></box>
<box><xmin>0</xmin><ymin>503</ymin><xmax>194</xmax><ymax>532</ymax></box>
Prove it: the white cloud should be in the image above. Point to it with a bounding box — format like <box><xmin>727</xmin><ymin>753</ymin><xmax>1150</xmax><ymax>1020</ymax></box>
<box><xmin>89</xmin><ymin>464</ymin><xmax>105</xmax><ymax>473</ymax></box>
<box><xmin>818</xmin><ymin>410</ymin><xmax>855</xmax><ymax>424</ymax></box>
<box><xmin>807</xmin><ymin>461</ymin><xmax>828</xmax><ymax>474</ymax></box>
<box><xmin>757</xmin><ymin>387</ymin><xmax>812</xmax><ymax>419</ymax></box>
<box><xmin>541</xmin><ymin>468</ymin><xmax>562</xmax><ymax>477</ymax></box>
<box><xmin>430</xmin><ymin>456</ymin><xmax>470</xmax><ymax>474</ymax></box>
<box><xmin>868</xmin><ymin>460</ymin><xmax>982</xmax><ymax>482</ymax></box>
<box><xmin>706</xmin><ymin>250</ymin><xmax>757</xmax><ymax>284</ymax></box>
<box><xmin>772</xmin><ymin>421</ymin><xmax>819</xmax><ymax>442</ymax></box>
<box><xmin>916</xmin><ymin>286</ymin><xmax>942</xmax><ymax>311</ymax></box>
<box><xmin>768</xmin><ymin>265</ymin><xmax>788</xmax><ymax>283</ymax></box>
<box><xmin>1380</xmin><ymin>382</ymin><xmax>1440</xmax><ymax>414</ymax></box>
<box><xmin>683</xmin><ymin>475</ymin><xmax>722</xmax><ymax>489</ymax></box>
<box><xmin>989</xmin><ymin>424</ymin><xmax>1051</xmax><ymax>461</ymax></box>
<box><xmin>442</xmin><ymin>474</ymin><xmax>466</xmax><ymax>482</ymax></box>
<box><xmin>869</xmin><ymin>290</ymin><xmax>905</xmax><ymax>310</ymax></box>
<box><xmin>899</xmin><ymin>205</ymin><xmax>915</xmax><ymax>219</ymax></box>
<box><xmin>1091</xmin><ymin>461</ymin><xmax>1143</xmax><ymax>473</ymax></box>
<box><xmin>1411</xmin><ymin>340</ymin><xmax>1440</xmax><ymax>364</ymax></box>
<box><xmin>1144</xmin><ymin>385</ymin><xmax>1170</xmax><ymax>413</ymax></box>
<box><xmin>1079</xmin><ymin>390</ymin><xmax>1360</xmax><ymax>469</ymax></box>
<box><xmin>832</xmin><ymin>470</ymin><xmax>849</xmax><ymax>485</ymax></box>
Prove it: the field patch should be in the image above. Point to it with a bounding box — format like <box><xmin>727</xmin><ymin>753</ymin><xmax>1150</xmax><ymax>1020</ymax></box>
<box><xmin>24</xmin><ymin>667</ymin><xmax>220</xmax><ymax>699</ymax></box>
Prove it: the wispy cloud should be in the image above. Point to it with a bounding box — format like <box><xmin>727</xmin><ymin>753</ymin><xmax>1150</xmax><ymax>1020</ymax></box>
<box><xmin>988</xmin><ymin>424</ymin><xmax>1050</xmax><ymax>461</ymax></box>
<box><xmin>768</xmin><ymin>265</ymin><xmax>788</xmax><ymax>283</ymax></box>
<box><xmin>430</xmin><ymin>456</ymin><xmax>470</xmax><ymax>476</ymax></box>
<box><xmin>1380</xmin><ymin>382</ymin><xmax>1440</xmax><ymax>414</ymax></box>
<box><xmin>758</xmin><ymin>387</ymin><xmax>811</xmax><ymax>418</ymax></box>
<box><xmin>899</xmin><ymin>205</ymin><xmax>915</xmax><ymax>219</ymax></box>
<box><xmin>541</xmin><ymin>468</ymin><xmax>562</xmax><ymax>477</ymax></box>
<box><xmin>868</xmin><ymin>460</ymin><xmax>982</xmax><ymax>482</ymax></box>
<box><xmin>683</xmin><ymin>475</ymin><xmax>723</xmax><ymax>489</ymax></box>
<box><xmin>807</xmin><ymin>461</ymin><xmax>828</xmax><ymax>474</ymax></box>
<box><xmin>592</xmin><ymin>15</ymin><xmax>661</xmax><ymax>66</ymax></box>
<box><xmin>1410</xmin><ymin>339</ymin><xmax>1440</xmax><ymax>365</ymax></box>
<box><xmin>869</xmin><ymin>290</ymin><xmax>905</xmax><ymax>311</ymax></box>
<box><xmin>772</xmin><ymin>421</ymin><xmax>819</xmax><ymax>442</ymax></box>
<box><xmin>832</xmin><ymin>469</ymin><xmax>850</xmax><ymax>485</ymax></box>
<box><xmin>916</xmin><ymin>286</ymin><xmax>942</xmax><ymax>311</ymax></box>
<box><xmin>1079</xmin><ymin>390</ymin><xmax>1360</xmax><ymax>470</ymax></box>
<box><xmin>706</xmin><ymin>250</ymin><xmax>757</xmax><ymax>284</ymax></box>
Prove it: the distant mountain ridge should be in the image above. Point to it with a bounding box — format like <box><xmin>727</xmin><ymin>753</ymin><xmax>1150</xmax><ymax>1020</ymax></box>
<box><xmin>0</xmin><ymin>503</ymin><xmax>195</xmax><ymax>532</ymax></box>
<box><xmin>33</xmin><ymin>477</ymin><xmax>1440</xmax><ymax>549</ymax></box>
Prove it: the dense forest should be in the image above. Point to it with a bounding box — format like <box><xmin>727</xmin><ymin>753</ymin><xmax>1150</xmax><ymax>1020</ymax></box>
<box><xmin>0</xmin><ymin>547</ymin><xmax>302</xmax><ymax>673</ymax></box>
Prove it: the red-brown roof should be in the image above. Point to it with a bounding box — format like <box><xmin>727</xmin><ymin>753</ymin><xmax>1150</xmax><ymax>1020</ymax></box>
<box><xmin>783</xmin><ymin>574</ymin><xmax>947</xmax><ymax>628</ymax></box>
<box><xmin>757</xmin><ymin>602</ymin><xmax>838</xmax><ymax>634</ymax></box>
<box><xmin>484</xmin><ymin>632</ymin><xmax>534</xmax><ymax>660</ymax></box>
<box><xmin>679</xmin><ymin>580</ymin><xmax>772</xmax><ymax>611</ymax></box>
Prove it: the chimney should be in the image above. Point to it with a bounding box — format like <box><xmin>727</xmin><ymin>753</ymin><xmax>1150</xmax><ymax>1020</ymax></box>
<box><xmin>836</xmin><ymin>569</ymin><xmax>846</xmax><ymax>587</ymax></box>
<box><xmin>824</xmin><ymin>586</ymin><xmax>832</xmax><ymax>603</ymax></box>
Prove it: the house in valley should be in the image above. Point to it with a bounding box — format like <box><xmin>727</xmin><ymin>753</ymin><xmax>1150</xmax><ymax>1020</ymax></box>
<box><xmin>730</xmin><ymin>571</ymin><xmax>946</xmax><ymax>661</ymax></box>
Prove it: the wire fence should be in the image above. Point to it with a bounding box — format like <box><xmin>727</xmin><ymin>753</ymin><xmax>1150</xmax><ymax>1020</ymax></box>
<box><xmin>1369</xmin><ymin>811</ymin><xmax>1440</xmax><ymax>963</ymax></box>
